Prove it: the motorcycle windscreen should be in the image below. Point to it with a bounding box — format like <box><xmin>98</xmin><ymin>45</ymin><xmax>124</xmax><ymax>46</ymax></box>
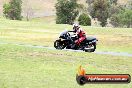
<box><xmin>59</xmin><ymin>30</ymin><xmax>69</xmax><ymax>39</ymax></box>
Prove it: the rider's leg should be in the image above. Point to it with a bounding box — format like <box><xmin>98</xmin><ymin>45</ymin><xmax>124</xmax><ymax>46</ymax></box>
<box><xmin>71</xmin><ymin>37</ymin><xmax>86</xmax><ymax>49</ymax></box>
<box><xmin>77</xmin><ymin>37</ymin><xmax>86</xmax><ymax>44</ymax></box>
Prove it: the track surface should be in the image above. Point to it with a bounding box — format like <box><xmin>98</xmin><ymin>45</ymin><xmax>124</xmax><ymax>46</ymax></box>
<box><xmin>0</xmin><ymin>42</ymin><xmax>132</xmax><ymax>57</ymax></box>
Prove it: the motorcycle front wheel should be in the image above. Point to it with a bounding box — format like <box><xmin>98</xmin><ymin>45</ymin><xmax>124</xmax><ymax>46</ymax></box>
<box><xmin>54</xmin><ymin>40</ymin><xmax>66</xmax><ymax>50</ymax></box>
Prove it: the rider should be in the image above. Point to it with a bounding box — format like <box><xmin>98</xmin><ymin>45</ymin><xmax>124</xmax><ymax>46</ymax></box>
<box><xmin>72</xmin><ymin>23</ymin><xmax>86</xmax><ymax>47</ymax></box>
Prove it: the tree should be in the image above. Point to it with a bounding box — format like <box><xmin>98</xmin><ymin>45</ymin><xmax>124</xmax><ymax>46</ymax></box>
<box><xmin>86</xmin><ymin>0</ymin><xmax>117</xmax><ymax>5</ymax></box>
<box><xmin>86</xmin><ymin>0</ymin><xmax>94</xmax><ymax>16</ymax></box>
<box><xmin>3</xmin><ymin>3</ymin><xmax>10</xmax><ymax>18</ymax></box>
<box><xmin>120</xmin><ymin>9</ymin><xmax>132</xmax><ymax>28</ymax></box>
<box><xmin>126</xmin><ymin>0</ymin><xmax>132</xmax><ymax>10</ymax></box>
<box><xmin>110</xmin><ymin>9</ymin><xmax>132</xmax><ymax>28</ymax></box>
<box><xmin>110</xmin><ymin>14</ymin><xmax>120</xmax><ymax>27</ymax></box>
<box><xmin>3</xmin><ymin>0</ymin><xmax>22</xmax><ymax>20</ymax></box>
<box><xmin>86</xmin><ymin>0</ymin><xmax>94</xmax><ymax>5</ymax></box>
<box><xmin>55</xmin><ymin>0</ymin><xmax>79</xmax><ymax>24</ymax></box>
<box><xmin>23</xmin><ymin>0</ymin><xmax>34</xmax><ymax>21</ymax></box>
<box><xmin>78</xmin><ymin>13</ymin><xmax>91</xmax><ymax>26</ymax></box>
<box><xmin>87</xmin><ymin>0</ymin><xmax>110</xmax><ymax>27</ymax></box>
<box><xmin>109</xmin><ymin>5</ymin><xmax>124</xmax><ymax>16</ymax></box>
<box><xmin>109</xmin><ymin>0</ymin><xmax>118</xmax><ymax>5</ymax></box>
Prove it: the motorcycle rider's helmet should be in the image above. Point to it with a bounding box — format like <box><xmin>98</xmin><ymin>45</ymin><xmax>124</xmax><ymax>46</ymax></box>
<box><xmin>73</xmin><ymin>23</ymin><xmax>79</xmax><ymax>33</ymax></box>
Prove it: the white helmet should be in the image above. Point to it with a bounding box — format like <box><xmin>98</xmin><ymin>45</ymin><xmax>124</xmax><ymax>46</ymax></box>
<box><xmin>73</xmin><ymin>23</ymin><xmax>79</xmax><ymax>28</ymax></box>
<box><xmin>73</xmin><ymin>23</ymin><xmax>79</xmax><ymax>32</ymax></box>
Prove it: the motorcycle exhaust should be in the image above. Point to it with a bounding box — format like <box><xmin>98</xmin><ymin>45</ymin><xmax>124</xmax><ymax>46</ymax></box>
<box><xmin>84</xmin><ymin>46</ymin><xmax>94</xmax><ymax>50</ymax></box>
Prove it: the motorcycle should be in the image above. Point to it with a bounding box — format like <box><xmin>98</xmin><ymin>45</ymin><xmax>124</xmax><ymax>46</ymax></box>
<box><xmin>54</xmin><ymin>30</ymin><xmax>98</xmax><ymax>52</ymax></box>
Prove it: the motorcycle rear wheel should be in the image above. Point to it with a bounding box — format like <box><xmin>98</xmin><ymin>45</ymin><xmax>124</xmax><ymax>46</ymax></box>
<box><xmin>84</xmin><ymin>44</ymin><xmax>96</xmax><ymax>52</ymax></box>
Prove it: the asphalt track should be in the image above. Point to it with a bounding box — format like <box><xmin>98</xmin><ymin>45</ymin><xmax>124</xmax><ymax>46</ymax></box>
<box><xmin>0</xmin><ymin>42</ymin><xmax>132</xmax><ymax>57</ymax></box>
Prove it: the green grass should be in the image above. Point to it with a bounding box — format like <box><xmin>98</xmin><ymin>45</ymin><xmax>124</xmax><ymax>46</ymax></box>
<box><xmin>0</xmin><ymin>17</ymin><xmax>132</xmax><ymax>53</ymax></box>
<box><xmin>0</xmin><ymin>44</ymin><xmax>132</xmax><ymax>88</ymax></box>
<box><xmin>0</xmin><ymin>17</ymin><xmax>132</xmax><ymax>88</ymax></box>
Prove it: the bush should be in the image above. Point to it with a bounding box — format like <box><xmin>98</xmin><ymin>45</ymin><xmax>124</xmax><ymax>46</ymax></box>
<box><xmin>3</xmin><ymin>0</ymin><xmax>22</xmax><ymax>20</ymax></box>
<box><xmin>110</xmin><ymin>9</ymin><xmax>132</xmax><ymax>28</ymax></box>
<box><xmin>78</xmin><ymin>13</ymin><xmax>91</xmax><ymax>26</ymax></box>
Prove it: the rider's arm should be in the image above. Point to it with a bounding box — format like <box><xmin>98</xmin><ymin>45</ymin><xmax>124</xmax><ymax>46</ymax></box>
<box><xmin>68</xmin><ymin>31</ymin><xmax>76</xmax><ymax>33</ymax></box>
